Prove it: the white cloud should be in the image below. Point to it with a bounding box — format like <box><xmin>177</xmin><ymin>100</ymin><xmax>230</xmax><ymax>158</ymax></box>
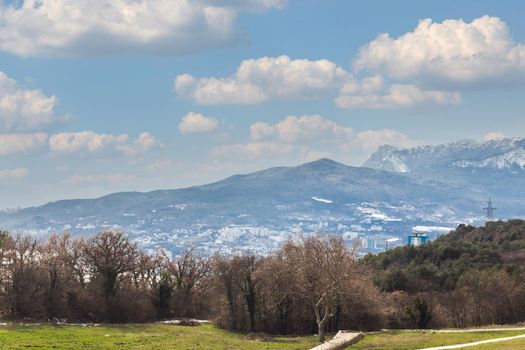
<box><xmin>211</xmin><ymin>141</ymin><xmax>336</xmax><ymax>163</ymax></box>
<box><xmin>178</xmin><ymin>112</ymin><xmax>219</xmax><ymax>134</ymax></box>
<box><xmin>353</xmin><ymin>129</ymin><xmax>417</xmax><ymax>152</ymax></box>
<box><xmin>0</xmin><ymin>133</ymin><xmax>48</xmax><ymax>155</ymax></box>
<box><xmin>212</xmin><ymin>114</ymin><xmax>418</xmax><ymax>164</ymax></box>
<box><xmin>336</xmin><ymin>84</ymin><xmax>462</xmax><ymax>109</ymax></box>
<box><xmin>354</xmin><ymin>16</ymin><xmax>525</xmax><ymax>86</ymax></box>
<box><xmin>0</xmin><ymin>0</ymin><xmax>286</xmax><ymax>57</ymax></box>
<box><xmin>49</xmin><ymin>131</ymin><xmax>162</xmax><ymax>156</ymax></box>
<box><xmin>0</xmin><ymin>168</ymin><xmax>29</xmax><ymax>179</ymax></box>
<box><xmin>116</xmin><ymin>132</ymin><xmax>163</xmax><ymax>157</ymax></box>
<box><xmin>175</xmin><ymin>55</ymin><xmax>348</xmax><ymax>105</ymax></box>
<box><xmin>0</xmin><ymin>72</ymin><xmax>59</xmax><ymax>131</ymax></box>
<box><xmin>248</xmin><ymin>115</ymin><xmax>416</xmax><ymax>151</ymax></box>
<box><xmin>250</xmin><ymin>114</ymin><xmax>353</xmax><ymax>142</ymax></box>
<box><xmin>49</xmin><ymin>131</ymin><xmax>128</xmax><ymax>153</ymax></box>
<box><xmin>483</xmin><ymin>132</ymin><xmax>506</xmax><ymax>141</ymax></box>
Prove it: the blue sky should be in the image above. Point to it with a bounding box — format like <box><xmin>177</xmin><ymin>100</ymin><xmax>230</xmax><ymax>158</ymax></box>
<box><xmin>0</xmin><ymin>0</ymin><xmax>524</xmax><ymax>208</ymax></box>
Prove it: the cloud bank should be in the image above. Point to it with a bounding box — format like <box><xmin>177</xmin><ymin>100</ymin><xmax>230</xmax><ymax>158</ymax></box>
<box><xmin>176</xmin><ymin>16</ymin><xmax>525</xmax><ymax>110</ymax></box>
<box><xmin>354</xmin><ymin>16</ymin><xmax>525</xmax><ymax>86</ymax></box>
<box><xmin>212</xmin><ymin>115</ymin><xmax>418</xmax><ymax>163</ymax></box>
<box><xmin>49</xmin><ymin>131</ymin><xmax>162</xmax><ymax>157</ymax></box>
<box><xmin>0</xmin><ymin>0</ymin><xmax>286</xmax><ymax>57</ymax></box>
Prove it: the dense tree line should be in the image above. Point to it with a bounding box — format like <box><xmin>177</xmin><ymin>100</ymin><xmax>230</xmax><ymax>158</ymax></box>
<box><xmin>0</xmin><ymin>231</ymin><xmax>211</xmax><ymax>324</ymax></box>
<box><xmin>0</xmin><ymin>231</ymin><xmax>381</xmax><ymax>342</ymax></box>
<box><xmin>1</xmin><ymin>220</ymin><xmax>525</xmax><ymax>340</ymax></box>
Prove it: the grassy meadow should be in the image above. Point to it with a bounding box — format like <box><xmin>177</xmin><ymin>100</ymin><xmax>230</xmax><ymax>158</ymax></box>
<box><xmin>2</xmin><ymin>323</ymin><xmax>525</xmax><ymax>350</ymax></box>
<box><xmin>0</xmin><ymin>323</ymin><xmax>318</xmax><ymax>350</ymax></box>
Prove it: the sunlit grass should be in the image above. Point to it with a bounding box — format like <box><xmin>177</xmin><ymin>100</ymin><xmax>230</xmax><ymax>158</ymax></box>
<box><xmin>0</xmin><ymin>323</ymin><xmax>319</xmax><ymax>350</ymax></box>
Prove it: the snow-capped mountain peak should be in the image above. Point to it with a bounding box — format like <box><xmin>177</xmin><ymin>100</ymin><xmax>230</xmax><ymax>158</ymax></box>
<box><xmin>364</xmin><ymin>137</ymin><xmax>525</xmax><ymax>172</ymax></box>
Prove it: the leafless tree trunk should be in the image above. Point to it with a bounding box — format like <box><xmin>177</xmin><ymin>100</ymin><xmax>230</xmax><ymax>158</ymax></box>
<box><xmin>281</xmin><ymin>235</ymin><xmax>357</xmax><ymax>343</ymax></box>
<box><xmin>233</xmin><ymin>256</ymin><xmax>259</xmax><ymax>333</ymax></box>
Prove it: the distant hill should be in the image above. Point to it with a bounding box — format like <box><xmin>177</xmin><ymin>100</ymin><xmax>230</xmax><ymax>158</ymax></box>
<box><xmin>1</xmin><ymin>138</ymin><xmax>525</xmax><ymax>255</ymax></box>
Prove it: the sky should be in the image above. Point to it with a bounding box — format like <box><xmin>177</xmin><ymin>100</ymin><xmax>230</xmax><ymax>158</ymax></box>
<box><xmin>0</xmin><ymin>0</ymin><xmax>524</xmax><ymax>208</ymax></box>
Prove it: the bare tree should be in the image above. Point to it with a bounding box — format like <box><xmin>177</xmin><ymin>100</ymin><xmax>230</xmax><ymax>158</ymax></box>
<box><xmin>2</xmin><ymin>234</ymin><xmax>44</xmax><ymax>319</ymax></box>
<box><xmin>83</xmin><ymin>231</ymin><xmax>140</xmax><ymax>321</ymax></box>
<box><xmin>41</xmin><ymin>233</ymin><xmax>70</xmax><ymax>319</ymax></box>
<box><xmin>282</xmin><ymin>236</ymin><xmax>357</xmax><ymax>343</ymax></box>
<box><xmin>256</xmin><ymin>254</ymin><xmax>296</xmax><ymax>334</ymax></box>
<box><xmin>166</xmin><ymin>248</ymin><xmax>211</xmax><ymax>317</ymax></box>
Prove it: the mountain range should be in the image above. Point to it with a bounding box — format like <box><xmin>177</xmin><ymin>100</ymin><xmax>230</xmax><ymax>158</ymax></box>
<box><xmin>1</xmin><ymin>137</ymin><xmax>524</xmax><ymax>256</ymax></box>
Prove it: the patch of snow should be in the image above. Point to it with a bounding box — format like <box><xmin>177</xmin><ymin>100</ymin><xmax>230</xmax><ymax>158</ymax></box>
<box><xmin>453</xmin><ymin>148</ymin><xmax>525</xmax><ymax>170</ymax></box>
<box><xmin>312</xmin><ymin>196</ymin><xmax>333</xmax><ymax>204</ymax></box>
<box><xmin>370</xmin><ymin>212</ymin><xmax>389</xmax><ymax>220</ymax></box>
<box><xmin>159</xmin><ymin>319</ymin><xmax>210</xmax><ymax>325</ymax></box>
<box><xmin>412</xmin><ymin>225</ymin><xmax>454</xmax><ymax>233</ymax></box>
<box><xmin>381</xmin><ymin>153</ymin><xmax>409</xmax><ymax>172</ymax></box>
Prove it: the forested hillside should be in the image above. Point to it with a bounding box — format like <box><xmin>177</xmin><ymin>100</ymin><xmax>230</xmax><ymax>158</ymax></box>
<box><xmin>366</xmin><ymin>220</ymin><xmax>525</xmax><ymax>328</ymax></box>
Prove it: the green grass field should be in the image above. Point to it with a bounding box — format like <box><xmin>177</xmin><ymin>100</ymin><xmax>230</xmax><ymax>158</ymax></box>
<box><xmin>0</xmin><ymin>323</ymin><xmax>319</xmax><ymax>350</ymax></box>
<box><xmin>2</xmin><ymin>323</ymin><xmax>525</xmax><ymax>350</ymax></box>
<box><xmin>346</xmin><ymin>330</ymin><xmax>525</xmax><ymax>350</ymax></box>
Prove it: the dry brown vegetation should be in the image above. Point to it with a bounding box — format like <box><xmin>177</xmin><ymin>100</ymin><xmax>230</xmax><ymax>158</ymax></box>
<box><xmin>0</xmin><ymin>231</ymin><xmax>381</xmax><ymax>342</ymax></box>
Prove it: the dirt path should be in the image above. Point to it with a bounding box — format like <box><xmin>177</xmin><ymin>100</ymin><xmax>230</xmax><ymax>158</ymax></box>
<box><xmin>309</xmin><ymin>331</ymin><xmax>364</xmax><ymax>350</ymax></box>
<box><xmin>417</xmin><ymin>333</ymin><xmax>525</xmax><ymax>350</ymax></box>
<box><xmin>381</xmin><ymin>327</ymin><xmax>525</xmax><ymax>333</ymax></box>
